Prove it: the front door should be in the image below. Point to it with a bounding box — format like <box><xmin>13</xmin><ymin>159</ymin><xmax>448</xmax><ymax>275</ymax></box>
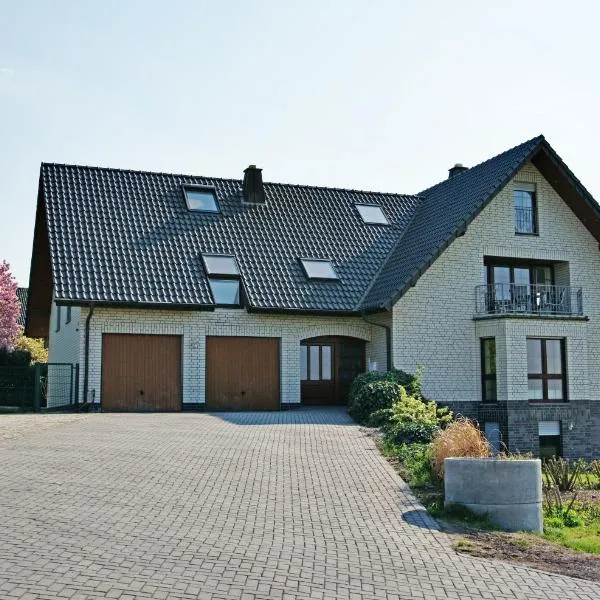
<box><xmin>300</xmin><ymin>337</ymin><xmax>365</xmax><ymax>405</ymax></box>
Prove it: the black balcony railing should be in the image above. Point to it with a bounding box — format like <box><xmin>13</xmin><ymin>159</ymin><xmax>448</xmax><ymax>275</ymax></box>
<box><xmin>515</xmin><ymin>206</ymin><xmax>536</xmax><ymax>233</ymax></box>
<box><xmin>475</xmin><ymin>284</ymin><xmax>583</xmax><ymax>316</ymax></box>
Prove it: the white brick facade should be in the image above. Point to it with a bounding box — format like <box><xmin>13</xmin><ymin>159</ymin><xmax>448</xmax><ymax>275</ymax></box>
<box><xmin>392</xmin><ymin>162</ymin><xmax>600</xmax><ymax>407</ymax></box>
<box><xmin>75</xmin><ymin>308</ymin><xmax>379</xmax><ymax>406</ymax></box>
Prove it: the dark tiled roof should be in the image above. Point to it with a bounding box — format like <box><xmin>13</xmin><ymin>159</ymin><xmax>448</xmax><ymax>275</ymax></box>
<box><xmin>16</xmin><ymin>287</ymin><xmax>28</xmax><ymax>327</ymax></box>
<box><xmin>40</xmin><ymin>135</ymin><xmax>600</xmax><ymax>314</ymax></box>
<box><xmin>361</xmin><ymin>136</ymin><xmax>545</xmax><ymax>309</ymax></box>
<box><xmin>41</xmin><ymin>164</ymin><xmax>420</xmax><ymax>312</ymax></box>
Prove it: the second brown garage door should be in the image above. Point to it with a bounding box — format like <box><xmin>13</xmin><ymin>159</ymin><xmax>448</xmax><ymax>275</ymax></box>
<box><xmin>101</xmin><ymin>334</ymin><xmax>182</xmax><ymax>411</ymax></box>
<box><xmin>206</xmin><ymin>337</ymin><xmax>280</xmax><ymax>410</ymax></box>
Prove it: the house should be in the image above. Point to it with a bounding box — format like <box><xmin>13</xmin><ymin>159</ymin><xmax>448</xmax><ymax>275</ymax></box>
<box><xmin>25</xmin><ymin>135</ymin><xmax>600</xmax><ymax>459</ymax></box>
<box><xmin>16</xmin><ymin>287</ymin><xmax>28</xmax><ymax>328</ymax></box>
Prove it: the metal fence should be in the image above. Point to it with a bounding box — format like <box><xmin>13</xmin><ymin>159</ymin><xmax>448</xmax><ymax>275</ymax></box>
<box><xmin>0</xmin><ymin>363</ymin><xmax>79</xmax><ymax>411</ymax></box>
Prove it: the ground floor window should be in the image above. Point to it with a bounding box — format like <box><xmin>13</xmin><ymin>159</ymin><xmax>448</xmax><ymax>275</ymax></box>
<box><xmin>527</xmin><ymin>338</ymin><xmax>567</xmax><ymax>402</ymax></box>
<box><xmin>538</xmin><ymin>421</ymin><xmax>562</xmax><ymax>459</ymax></box>
<box><xmin>480</xmin><ymin>338</ymin><xmax>497</xmax><ymax>402</ymax></box>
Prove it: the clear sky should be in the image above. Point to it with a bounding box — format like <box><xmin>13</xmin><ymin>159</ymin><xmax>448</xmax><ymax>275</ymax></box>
<box><xmin>1</xmin><ymin>0</ymin><xmax>599</xmax><ymax>285</ymax></box>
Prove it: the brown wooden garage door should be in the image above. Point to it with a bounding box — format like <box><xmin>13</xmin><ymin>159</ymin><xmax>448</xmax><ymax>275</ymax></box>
<box><xmin>101</xmin><ymin>334</ymin><xmax>182</xmax><ymax>411</ymax></box>
<box><xmin>206</xmin><ymin>337</ymin><xmax>280</xmax><ymax>410</ymax></box>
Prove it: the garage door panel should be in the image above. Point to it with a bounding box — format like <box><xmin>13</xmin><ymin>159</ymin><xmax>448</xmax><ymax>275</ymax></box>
<box><xmin>102</xmin><ymin>334</ymin><xmax>182</xmax><ymax>411</ymax></box>
<box><xmin>206</xmin><ymin>337</ymin><xmax>279</xmax><ymax>410</ymax></box>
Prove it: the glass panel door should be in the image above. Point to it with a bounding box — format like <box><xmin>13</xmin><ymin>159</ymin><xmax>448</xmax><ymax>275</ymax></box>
<box><xmin>513</xmin><ymin>268</ymin><xmax>530</xmax><ymax>311</ymax></box>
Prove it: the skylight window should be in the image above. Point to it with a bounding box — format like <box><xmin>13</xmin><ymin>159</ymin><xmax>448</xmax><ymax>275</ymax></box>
<box><xmin>183</xmin><ymin>186</ymin><xmax>219</xmax><ymax>212</ymax></box>
<box><xmin>208</xmin><ymin>279</ymin><xmax>241</xmax><ymax>305</ymax></box>
<box><xmin>300</xmin><ymin>259</ymin><xmax>339</xmax><ymax>281</ymax></box>
<box><xmin>202</xmin><ymin>253</ymin><xmax>242</xmax><ymax>306</ymax></box>
<box><xmin>356</xmin><ymin>204</ymin><xmax>389</xmax><ymax>225</ymax></box>
<box><xmin>202</xmin><ymin>254</ymin><xmax>240</xmax><ymax>276</ymax></box>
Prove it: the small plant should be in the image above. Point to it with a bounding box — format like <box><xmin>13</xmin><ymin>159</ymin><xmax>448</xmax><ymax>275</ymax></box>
<box><xmin>376</xmin><ymin>387</ymin><xmax>452</xmax><ymax>444</ymax></box>
<box><xmin>542</xmin><ymin>457</ymin><xmax>583</xmax><ymax>492</ymax></box>
<box><xmin>582</xmin><ymin>460</ymin><xmax>600</xmax><ymax>490</ymax></box>
<box><xmin>429</xmin><ymin>417</ymin><xmax>490</xmax><ymax>479</ymax></box>
<box><xmin>395</xmin><ymin>442</ymin><xmax>436</xmax><ymax>487</ymax></box>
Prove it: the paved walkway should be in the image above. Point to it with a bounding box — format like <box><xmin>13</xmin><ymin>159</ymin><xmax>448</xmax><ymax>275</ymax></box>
<box><xmin>0</xmin><ymin>409</ymin><xmax>598</xmax><ymax>600</ymax></box>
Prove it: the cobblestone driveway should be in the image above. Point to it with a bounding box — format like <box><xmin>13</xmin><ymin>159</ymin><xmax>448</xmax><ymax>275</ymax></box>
<box><xmin>1</xmin><ymin>409</ymin><xmax>598</xmax><ymax>600</ymax></box>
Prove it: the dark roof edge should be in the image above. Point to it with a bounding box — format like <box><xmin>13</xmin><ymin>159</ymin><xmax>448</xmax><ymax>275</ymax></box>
<box><xmin>40</xmin><ymin>162</ymin><xmax>422</xmax><ymax>200</ymax></box>
<box><xmin>247</xmin><ymin>306</ymin><xmax>364</xmax><ymax>317</ymax></box>
<box><xmin>362</xmin><ymin>136</ymin><xmax>547</xmax><ymax>311</ymax></box>
<box><xmin>54</xmin><ymin>299</ymin><xmax>215</xmax><ymax>311</ymax></box>
<box><xmin>539</xmin><ymin>143</ymin><xmax>600</xmax><ymax>217</ymax></box>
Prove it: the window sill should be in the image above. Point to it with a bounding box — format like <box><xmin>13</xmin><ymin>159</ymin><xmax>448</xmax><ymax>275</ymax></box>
<box><xmin>528</xmin><ymin>400</ymin><xmax>569</xmax><ymax>405</ymax></box>
<box><xmin>515</xmin><ymin>232</ymin><xmax>539</xmax><ymax>237</ymax></box>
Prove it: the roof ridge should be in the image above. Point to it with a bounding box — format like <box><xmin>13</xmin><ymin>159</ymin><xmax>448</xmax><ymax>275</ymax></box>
<box><xmin>417</xmin><ymin>134</ymin><xmax>545</xmax><ymax>196</ymax></box>
<box><xmin>41</xmin><ymin>162</ymin><xmax>421</xmax><ymax>199</ymax></box>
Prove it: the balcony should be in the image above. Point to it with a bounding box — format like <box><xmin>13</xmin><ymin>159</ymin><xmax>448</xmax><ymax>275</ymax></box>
<box><xmin>475</xmin><ymin>284</ymin><xmax>584</xmax><ymax>317</ymax></box>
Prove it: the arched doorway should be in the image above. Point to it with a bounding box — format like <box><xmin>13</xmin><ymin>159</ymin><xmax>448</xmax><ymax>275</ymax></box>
<box><xmin>300</xmin><ymin>336</ymin><xmax>366</xmax><ymax>405</ymax></box>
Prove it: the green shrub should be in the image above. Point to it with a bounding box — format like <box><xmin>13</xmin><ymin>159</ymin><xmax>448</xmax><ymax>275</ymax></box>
<box><xmin>377</xmin><ymin>387</ymin><xmax>452</xmax><ymax>444</ymax></box>
<box><xmin>387</xmin><ymin>442</ymin><xmax>436</xmax><ymax>487</ymax></box>
<box><xmin>349</xmin><ymin>380</ymin><xmax>403</xmax><ymax>425</ymax></box>
<box><xmin>348</xmin><ymin>368</ymin><xmax>422</xmax><ymax>424</ymax></box>
<box><xmin>0</xmin><ymin>347</ymin><xmax>31</xmax><ymax>366</ymax></box>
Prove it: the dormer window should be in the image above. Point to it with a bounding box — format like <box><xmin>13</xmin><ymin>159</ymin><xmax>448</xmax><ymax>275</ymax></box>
<box><xmin>202</xmin><ymin>253</ymin><xmax>241</xmax><ymax>305</ymax></box>
<box><xmin>514</xmin><ymin>183</ymin><xmax>537</xmax><ymax>234</ymax></box>
<box><xmin>356</xmin><ymin>204</ymin><xmax>389</xmax><ymax>225</ymax></box>
<box><xmin>300</xmin><ymin>258</ymin><xmax>339</xmax><ymax>281</ymax></box>
<box><xmin>184</xmin><ymin>186</ymin><xmax>219</xmax><ymax>213</ymax></box>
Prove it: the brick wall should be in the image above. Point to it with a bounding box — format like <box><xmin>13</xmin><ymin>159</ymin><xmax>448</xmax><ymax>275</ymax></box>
<box><xmin>77</xmin><ymin>308</ymin><xmax>382</xmax><ymax>406</ymax></box>
<box><xmin>391</xmin><ymin>161</ymin><xmax>600</xmax><ymax>457</ymax></box>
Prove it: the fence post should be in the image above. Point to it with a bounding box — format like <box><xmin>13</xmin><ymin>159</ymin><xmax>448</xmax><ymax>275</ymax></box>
<box><xmin>33</xmin><ymin>363</ymin><xmax>42</xmax><ymax>412</ymax></box>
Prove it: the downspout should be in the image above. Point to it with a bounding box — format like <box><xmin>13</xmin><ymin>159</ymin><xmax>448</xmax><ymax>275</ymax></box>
<box><xmin>82</xmin><ymin>303</ymin><xmax>94</xmax><ymax>407</ymax></box>
<box><xmin>361</xmin><ymin>312</ymin><xmax>392</xmax><ymax>372</ymax></box>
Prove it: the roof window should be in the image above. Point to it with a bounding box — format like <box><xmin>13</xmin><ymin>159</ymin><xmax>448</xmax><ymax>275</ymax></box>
<box><xmin>183</xmin><ymin>186</ymin><xmax>219</xmax><ymax>212</ymax></box>
<box><xmin>202</xmin><ymin>254</ymin><xmax>242</xmax><ymax>306</ymax></box>
<box><xmin>356</xmin><ymin>204</ymin><xmax>389</xmax><ymax>225</ymax></box>
<box><xmin>300</xmin><ymin>259</ymin><xmax>339</xmax><ymax>281</ymax></box>
<box><xmin>202</xmin><ymin>254</ymin><xmax>240</xmax><ymax>276</ymax></box>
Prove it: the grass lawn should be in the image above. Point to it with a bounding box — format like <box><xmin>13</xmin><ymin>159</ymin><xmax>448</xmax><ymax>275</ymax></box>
<box><xmin>544</xmin><ymin>521</ymin><xmax>600</xmax><ymax>554</ymax></box>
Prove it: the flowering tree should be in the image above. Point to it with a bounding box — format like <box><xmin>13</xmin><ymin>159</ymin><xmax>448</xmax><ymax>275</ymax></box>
<box><xmin>0</xmin><ymin>261</ymin><xmax>21</xmax><ymax>350</ymax></box>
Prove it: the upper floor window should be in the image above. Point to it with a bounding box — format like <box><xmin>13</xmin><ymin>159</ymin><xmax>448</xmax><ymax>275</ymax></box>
<box><xmin>514</xmin><ymin>183</ymin><xmax>537</xmax><ymax>234</ymax></box>
<box><xmin>300</xmin><ymin>258</ymin><xmax>339</xmax><ymax>281</ymax></box>
<box><xmin>201</xmin><ymin>253</ymin><xmax>241</xmax><ymax>306</ymax></box>
<box><xmin>208</xmin><ymin>279</ymin><xmax>241</xmax><ymax>305</ymax></box>
<box><xmin>183</xmin><ymin>186</ymin><xmax>219</xmax><ymax>213</ymax></box>
<box><xmin>481</xmin><ymin>338</ymin><xmax>497</xmax><ymax>402</ymax></box>
<box><xmin>356</xmin><ymin>204</ymin><xmax>389</xmax><ymax>225</ymax></box>
<box><xmin>527</xmin><ymin>338</ymin><xmax>566</xmax><ymax>402</ymax></box>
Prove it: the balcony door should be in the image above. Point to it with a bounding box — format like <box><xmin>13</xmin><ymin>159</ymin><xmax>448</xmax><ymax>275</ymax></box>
<box><xmin>485</xmin><ymin>262</ymin><xmax>553</xmax><ymax>312</ymax></box>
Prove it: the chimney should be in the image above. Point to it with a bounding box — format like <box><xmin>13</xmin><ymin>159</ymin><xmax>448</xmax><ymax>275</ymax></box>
<box><xmin>448</xmin><ymin>163</ymin><xmax>468</xmax><ymax>179</ymax></box>
<box><xmin>243</xmin><ymin>165</ymin><xmax>265</xmax><ymax>203</ymax></box>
